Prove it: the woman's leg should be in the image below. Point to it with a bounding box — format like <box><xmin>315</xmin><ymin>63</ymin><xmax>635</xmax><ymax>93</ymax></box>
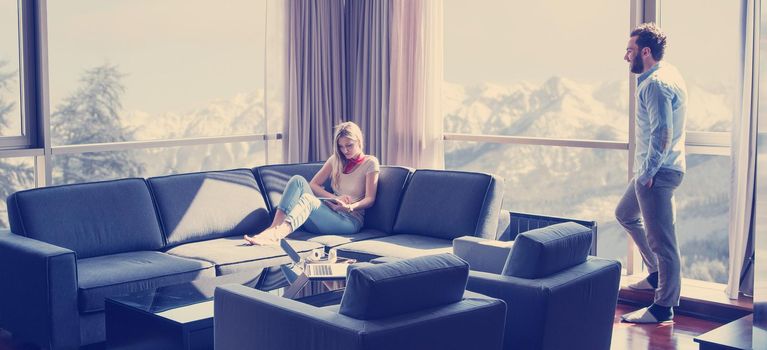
<box><xmin>246</xmin><ymin>193</ymin><xmax>322</xmax><ymax>245</ymax></box>
<box><xmin>247</xmin><ymin>204</ymin><xmax>361</xmax><ymax>245</ymax></box>
<box><xmin>269</xmin><ymin>209</ymin><xmax>287</xmax><ymax>228</ymax></box>
<box><xmin>244</xmin><ymin>208</ymin><xmax>289</xmax><ymax>245</ymax></box>
<box><xmin>302</xmin><ymin>205</ymin><xmax>362</xmax><ymax>235</ymax></box>
<box><xmin>245</xmin><ymin>175</ymin><xmax>318</xmax><ymax>245</ymax></box>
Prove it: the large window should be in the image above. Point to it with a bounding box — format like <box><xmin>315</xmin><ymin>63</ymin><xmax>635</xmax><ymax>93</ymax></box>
<box><xmin>0</xmin><ymin>0</ymin><xmax>21</xmax><ymax>138</ymax></box>
<box><xmin>443</xmin><ymin>0</ymin><xmax>737</xmax><ymax>285</ymax></box>
<box><xmin>443</xmin><ymin>0</ymin><xmax>630</xmax><ymax>264</ymax></box>
<box><xmin>47</xmin><ymin>0</ymin><xmax>268</xmax><ymax>144</ymax></box>
<box><xmin>42</xmin><ymin>0</ymin><xmax>275</xmax><ymax>186</ymax></box>
<box><xmin>0</xmin><ymin>0</ymin><xmax>280</xmax><ymax>227</ymax></box>
<box><xmin>0</xmin><ymin>0</ymin><xmax>745</xmax><ymax>290</ymax></box>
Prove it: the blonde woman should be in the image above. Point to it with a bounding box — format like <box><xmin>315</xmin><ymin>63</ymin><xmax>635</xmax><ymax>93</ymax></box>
<box><xmin>244</xmin><ymin>122</ymin><xmax>380</xmax><ymax>246</ymax></box>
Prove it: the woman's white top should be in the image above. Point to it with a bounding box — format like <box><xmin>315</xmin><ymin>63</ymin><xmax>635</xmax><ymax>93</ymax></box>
<box><xmin>326</xmin><ymin>154</ymin><xmax>380</xmax><ymax>223</ymax></box>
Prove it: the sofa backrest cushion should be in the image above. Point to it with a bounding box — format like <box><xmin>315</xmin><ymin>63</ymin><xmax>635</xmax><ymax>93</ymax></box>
<box><xmin>7</xmin><ymin>179</ymin><xmax>164</xmax><ymax>259</ymax></box>
<box><xmin>393</xmin><ymin>170</ymin><xmax>503</xmax><ymax>240</ymax></box>
<box><xmin>362</xmin><ymin>166</ymin><xmax>411</xmax><ymax>233</ymax></box>
<box><xmin>339</xmin><ymin>253</ymin><xmax>469</xmax><ymax>320</ymax></box>
<box><xmin>502</xmin><ymin>222</ymin><xmax>592</xmax><ymax>279</ymax></box>
<box><xmin>254</xmin><ymin>163</ymin><xmax>328</xmax><ymax>212</ymax></box>
<box><xmin>148</xmin><ymin>169</ymin><xmax>271</xmax><ymax>248</ymax></box>
<box><xmin>255</xmin><ymin>163</ymin><xmax>409</xmax><ymax>234</ymax></box>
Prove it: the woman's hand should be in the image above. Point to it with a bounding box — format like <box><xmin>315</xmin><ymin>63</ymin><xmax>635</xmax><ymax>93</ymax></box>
<box><xmin>326</xmin><ymin>200</ymin><xmax>354</xmax><ymax>213</ymax></box>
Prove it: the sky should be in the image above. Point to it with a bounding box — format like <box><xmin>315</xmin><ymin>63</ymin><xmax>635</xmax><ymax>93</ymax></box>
<box><xmin>444</xmin><ymin>0</ymin><xmax>740</xmax><ymax>88</ymax></box>
<box><xmin>45</xmin><ymin>0</ymin><xmax>267</xmax><ymax>115</ymax></box>
<box><xmin>444</xmin><ymin>0</ymin><xmax>629</xmax><ymax>85</ymax></box>
<box><xmin>0</xmin><ymin>1</ymin><xmax>18</xmax><ymax>67</ymax></box>
<box><xmin>0</xmin><ymin>0</ymin><xmax>744</xmax><ymax>117</ymax></box>
<box><xmin>659</xmin><ymin>0</ymin><xmax>741</xmax><ymax>88</ymax></box>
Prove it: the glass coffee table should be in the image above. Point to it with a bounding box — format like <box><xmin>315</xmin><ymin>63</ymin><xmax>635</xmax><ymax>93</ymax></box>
<box><xmin>104</xmin><ymin>265</ymin><xmax>347</xmax><ymax>350</ymax></box>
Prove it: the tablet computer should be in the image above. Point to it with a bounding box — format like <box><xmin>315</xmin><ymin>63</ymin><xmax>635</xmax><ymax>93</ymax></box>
<box><xmin>317</xmin><ymin>197</ymin><xmax>341</xmax><ymax>204</ymax></box>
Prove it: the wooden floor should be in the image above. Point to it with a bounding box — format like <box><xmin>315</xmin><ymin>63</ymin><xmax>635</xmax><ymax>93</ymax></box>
<box><xmin>0</xmin><ymin>303</ymin><xmax>732</xmax><ymax>350</ymax></box>
<box><xmin>612</xmin><ymin>303</ymin><xmax>724</xmax><ymax>350</ymax></box>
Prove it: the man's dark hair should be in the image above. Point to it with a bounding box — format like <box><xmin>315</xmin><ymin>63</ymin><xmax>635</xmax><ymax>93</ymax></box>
<box><xmin>631</xmin><ymin>23</ymin><xmax>667</xmax><ymax>61</ymax></box>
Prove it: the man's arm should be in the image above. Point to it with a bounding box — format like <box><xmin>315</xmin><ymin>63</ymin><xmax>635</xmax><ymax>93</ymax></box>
<box><xmin>638</xmin><ymin>82</ymin><xmax>674</xmax><ymax>187</ymax></box>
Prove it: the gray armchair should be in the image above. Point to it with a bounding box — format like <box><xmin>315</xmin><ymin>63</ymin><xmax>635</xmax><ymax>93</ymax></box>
<box><xmin>453</xmin><ymin>222</ymin><xmax>621</xmax><ymax>350</ymax></box>
<box><xmin>214</xmin><ymin>254</ymin><xmax>507</xmax><ymax>350</ymax></box>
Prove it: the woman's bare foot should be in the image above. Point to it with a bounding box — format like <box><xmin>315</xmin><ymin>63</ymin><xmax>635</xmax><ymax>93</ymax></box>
<box><xmin>243</xmin><ymin>223</ymin><xmax>292</xmax><ymax>246</ymax></box>
<box><xmin>243</xmin><ymin>233</ymin><xmax>278</xmax><ymax>246</ymax></box>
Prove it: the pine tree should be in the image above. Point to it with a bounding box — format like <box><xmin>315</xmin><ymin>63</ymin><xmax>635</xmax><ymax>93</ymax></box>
<box><xmin>51</xmin><ymin>64</ymin><xmax>143</xmax><ymax>184</ymax></box>
<box><xmin>0</xmin><ymin>60</ymin><xmax>33</xmax><ymax>228</ymax></box>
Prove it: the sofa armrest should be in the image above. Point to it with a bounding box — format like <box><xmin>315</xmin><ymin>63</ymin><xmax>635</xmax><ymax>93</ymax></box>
<box><xmin>0</xmin><ymin>232</ymin><xmax>79</xmax><ymax>349</ymax></box>
<box><xmin>466</xmin><ymin>257</ymin><xmax>621</xmax><ymax>350</ymax></box>
<box><xmin>453</xmin><ymin>236</ymin><xmax>513</xmax><ymax>274</ymax></box>
<box><xmin>215</xmin><ymin>284</ymin><xmax>506</xmax><ymax>350</ymax></box>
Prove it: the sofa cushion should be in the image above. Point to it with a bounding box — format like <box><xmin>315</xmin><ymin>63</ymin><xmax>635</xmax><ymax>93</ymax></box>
<box><xmin>339</xmin><ymin>253</ymin><xmax>469</xmax><ymax>320</ymax></box>
<box><xmin>148</xmin><ymin>169</ymin><xmax>271</xmax><ymax>248</ymax></box>
<box><xmin>333</xmin><ymin>234</ymin><xmax>453</xmax><ymax>262</ymax></box>
<box><xmin>502</xmin><ymin>222</ymin><xmax>592</xmax><ymax>279</ymax></box>
<box><xmin>286</xmin><ymin>228</ymin><xmax>390</xmax><ymax>249</ymax></box>
<box><xmin>254</xmin><ymin>163</ymin><xmax>328</xmax><ymax>212</ymax></box>
<box><xmin>77</xmin><ymin>251</ymin><xmax>215</xmax><ymax>313</ymax></box>
<box><xmin>393</xmin><ymin>170</ymin><xmax>503</xmax><ymax>240</ymax></box>
<box><xmin>362</xmin><ymin>166</ymin><xmax>411</xmax><ymax>233</ymax></box>
<box><xmin>7</xmin><ymin>179</ymin><xmax>164</xmax><ymax>259</ymax></box>
<box><xmin>164</xmin><ymin>237</ymin><xmax>323</xmax><ymax>275</ymax></box>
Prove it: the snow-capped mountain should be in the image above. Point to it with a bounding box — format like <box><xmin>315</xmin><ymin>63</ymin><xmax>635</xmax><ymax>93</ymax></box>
<box><xmin>125</xmin><ymin>91</ymin><xmax>266</xmax><ymax>140</ymax></box>
<box><xmin>121</xmin><ymin>91</ymin><xmax>270</xmax><ymax>176</ymax></box>
<box><xmin>444</xmin><ymin>77</ymin><xmax>628</xmax><ymax>141</ymax></box>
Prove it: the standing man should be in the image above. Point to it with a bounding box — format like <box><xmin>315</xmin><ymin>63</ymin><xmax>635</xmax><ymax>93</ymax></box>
<box><xmin>616</xmin><ymin>23</ymin><xmax>687</xmax><ymax>324</ymax></box>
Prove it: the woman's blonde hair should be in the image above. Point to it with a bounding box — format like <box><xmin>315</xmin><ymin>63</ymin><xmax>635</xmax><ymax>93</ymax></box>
<box><xmin>330</xmin><ymin>121</ymin><xmax>365</xmax><ymax>191</ymax></box>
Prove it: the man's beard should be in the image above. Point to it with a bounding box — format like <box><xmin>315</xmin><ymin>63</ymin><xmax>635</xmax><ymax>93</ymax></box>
<box><xmin>631</xmin><ymin>54</ymin><xmax>644</xmax><ymax>74</ymax></box>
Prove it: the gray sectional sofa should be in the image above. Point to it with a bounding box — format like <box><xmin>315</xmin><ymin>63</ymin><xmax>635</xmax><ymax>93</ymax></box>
<box><xmin>0</xmin><ymin>163</ymin><xmax>504</xmax><ymax>349</ymax></box>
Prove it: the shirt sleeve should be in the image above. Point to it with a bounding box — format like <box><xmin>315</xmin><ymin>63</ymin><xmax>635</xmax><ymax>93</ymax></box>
<box><xmin>638</xmin><ymin>81</ymin><xmax>674</xmax><ymax>186</ymax></box>
<box><xmin>366</xmin><ymin>156</ymin><xmax>381</xmax><ymax>175</ymax></box>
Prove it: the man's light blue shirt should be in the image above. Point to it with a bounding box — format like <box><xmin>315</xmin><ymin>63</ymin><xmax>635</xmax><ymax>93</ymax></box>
<box><xmin>634</xmin><ymin>62</ymin><xmax>687</xmax><ymax>186</ymax></box>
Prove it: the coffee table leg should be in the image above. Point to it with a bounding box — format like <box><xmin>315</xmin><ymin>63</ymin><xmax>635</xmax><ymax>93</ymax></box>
<box><xmin>282</xmin><ymin>274</ymin><xmax>310</xmax><ymax>299</ymax></box>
